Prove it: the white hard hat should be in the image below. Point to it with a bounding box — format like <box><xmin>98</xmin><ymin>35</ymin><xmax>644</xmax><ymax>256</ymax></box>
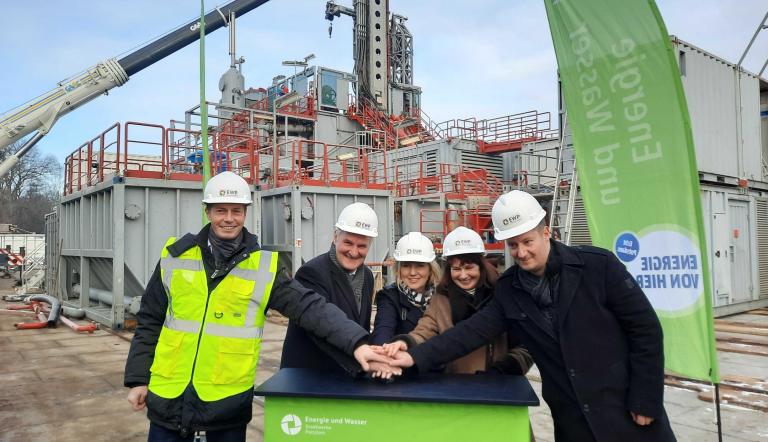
<box><xmin>202</xmin><ymin>171</ymin><xmax>253</xmax><ymax>205</ymax></box>
<box><xmin>442</xmin><ymin>226</ymin><xmax>485</xmax><ymax>257</ymax></box>
<box><xmin>492</xmin><ymin>190</ymin><xmax>546</xmax><ymax>240</ymax></box>
<box><xmin>335</xmin><ymin>202</ymin><xmax>379</xmax><ymax>237</ymax></box>
<box><xmin>394</xmin><ymin>232</ymin><xmax>436</xmax><ymax>262</ymax></box>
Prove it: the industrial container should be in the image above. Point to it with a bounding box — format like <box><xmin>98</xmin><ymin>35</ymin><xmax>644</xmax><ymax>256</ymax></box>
<box><xmin>57</xmin><ymin>176</ymin><xmax>262</xmax><ymax>328</ymax></box>
<box><xmin>674</xmin><ymin>38</ymin><xmax>763</xmax><ymax>181</ymax></box>
<box><xmin>259</xmin><ymin>186</ymin><xmax>394</xmax><ymax>275</ymax></box>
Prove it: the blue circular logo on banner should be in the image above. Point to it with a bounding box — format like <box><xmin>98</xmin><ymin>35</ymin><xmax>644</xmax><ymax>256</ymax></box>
<box><xmin>615</xmin><ymin>232</ymin><xmax>639</xmax><ymax>262</ymax></box>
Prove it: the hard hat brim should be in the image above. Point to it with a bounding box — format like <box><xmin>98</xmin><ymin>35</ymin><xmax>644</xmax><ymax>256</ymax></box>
<box><xmin>202</xmin><ymin>197</ymin><xmax>253</xmax><ymax>205</ymax></box>
<box><xmin>394</xmin><ymin>254</ymin><xmax>435</xmax><ymax>262</ymax></box>
<box><xmin>335</xmin><ymin>223</ymin><xmax>379</xmax><ymax>237</ymax></box>
<box><xmin>493</xmin><ymin>210</ymin><xmax>546</xmax><ymax>241</ymax></box>
<box><xmin>442</xmin><ymin>247</ymin><xmax>486</xmax><ymax>258</ymax></box>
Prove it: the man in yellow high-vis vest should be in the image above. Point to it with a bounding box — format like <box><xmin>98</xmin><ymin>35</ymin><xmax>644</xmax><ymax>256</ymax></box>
<box><xmin>124</xmin><ymin>171</ymin><xmax>394</xmax><ymax>442</ymax></box>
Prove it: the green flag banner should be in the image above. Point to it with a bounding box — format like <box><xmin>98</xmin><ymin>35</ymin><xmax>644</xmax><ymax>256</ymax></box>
<box><xmin>543</xmin><ymin>0</ymin><xmax>719</xmax><ymax>382</ymax></box>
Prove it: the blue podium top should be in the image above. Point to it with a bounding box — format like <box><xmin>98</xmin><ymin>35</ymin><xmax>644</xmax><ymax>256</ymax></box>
<box><xmin>255</xmin><ymin>368</ymin><xmax>539</xmax><ymax>406</ymax></box>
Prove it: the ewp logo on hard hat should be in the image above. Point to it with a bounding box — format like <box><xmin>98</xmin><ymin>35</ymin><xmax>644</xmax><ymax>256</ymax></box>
<box><xmin>502</xmin><ymin>214</ymin><xmax>521</xmax><ymax>225</ymax></box>
<box><xmin>455</xmin><ymin>239</ymin><xmax>472</xmax><ymax>246</ymax></box>
<box><xmin>406</xmin><ymin>248</ymin><xmax>422</xmax><ymax>254</ymax></box>
<box><xmin>355</xmin><ymin>221</ymin><xmax>372</xmax><ymax>230</ymax></box>
<box><xmin>281</xmin><ymin>414</ymin><xmax>302</xmax><ymax>436</ymax></box>
<box><xmin>219</xmin><ymin>189</ymin><xmax>239</xmax><ymax>197</ymax></box>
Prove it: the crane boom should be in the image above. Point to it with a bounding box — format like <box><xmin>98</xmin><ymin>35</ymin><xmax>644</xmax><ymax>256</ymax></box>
<box><xmin>0</xmin><ymin>59</ymin><xmax>129</xmax><ymax>147</ymax></box>
<box><xmin>0</xmin><ymin>0</ymin><xmax>270</xmax><ymax>176</ymax></box>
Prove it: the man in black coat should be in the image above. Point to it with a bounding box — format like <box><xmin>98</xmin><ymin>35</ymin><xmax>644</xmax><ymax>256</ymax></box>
<box><xmin>280</xmin><ymin>202</ymin><xmax>378</xmax><ymax>373</ymax></box>
<box><xmin>389</xmin><ymin>190</ymin><xmax>675</xmax><ymax>442</ymax></box>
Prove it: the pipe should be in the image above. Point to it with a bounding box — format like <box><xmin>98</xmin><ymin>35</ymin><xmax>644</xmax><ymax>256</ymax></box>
<box><xmin>14</xmin><ymin>303</ymin><xmax>48</xmax><ymax>329</ymax></box>
<box><xmin>59</xmin><ymin>315</ymin><xmax>98</xmax><ymax>333</ymax></box>
<box><xmin>0</xmin><ymin>309</ymin><xmax>37</xmax><ymax>317</ymax></box>
<box><xmin>29</xmin><ymin>295</ymin><xmax>61</xmax><ymax>326</ymax></box>
<box><xmin>72</xmin><ymin>284</ymin><xmax>132</xmax><ymax>308</ymax></box>
<box><xmin>14</xmin><ymin>321</ymin><xmax>48</xmax><ymax>330</ymax></box>
<box><xmin>5</xmin><ymin>303</ymin><xmax>37</xmax><ymax>311</ymax></box>
<box><xmin>62</xmin><ymin>306</ymin><xmax>86</xmax><ymax>319</ymax></box>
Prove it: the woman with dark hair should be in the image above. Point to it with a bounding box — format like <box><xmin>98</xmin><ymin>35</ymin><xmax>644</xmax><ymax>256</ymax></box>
<box><xmin>385</xmin><ymin>226</ymin><xmax>533</xmax><ymax>375</ymax></box>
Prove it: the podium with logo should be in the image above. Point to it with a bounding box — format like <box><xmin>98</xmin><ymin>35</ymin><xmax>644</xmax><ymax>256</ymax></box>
<box><xmin>255</xmin><ymin>368</ymin><xmax>538</xmax><ymax>441</ymax></box>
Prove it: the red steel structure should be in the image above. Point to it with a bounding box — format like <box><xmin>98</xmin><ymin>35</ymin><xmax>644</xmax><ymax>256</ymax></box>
<box><xmin>63</xmin><ymin>120</ymin><xmax>388</xmax><ymax>195</ymax></box>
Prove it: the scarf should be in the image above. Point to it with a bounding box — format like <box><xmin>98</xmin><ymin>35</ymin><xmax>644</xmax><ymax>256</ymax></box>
<box><xmin>446</xmin><ymin>284</ymin><xmax>493</xmax><ymax>325</ymax></box>
<box><xmin>397</xmin><ymin>281</ymin><xmax>434</xmax><ymax>312</ymax></box>
<box><xmin>208</xmin><ymin>227</ymin><xmax>244</xmax><ymax>269</ymax></box>
<box><xmin>329</xmin><ymin>243</ymin><xmax>365</xmax><ymax>312</ymax></box>
<box><xmin>517</xmin><ymin>242</ymin><xmax>562</xmax><ymax>327</ymax></box>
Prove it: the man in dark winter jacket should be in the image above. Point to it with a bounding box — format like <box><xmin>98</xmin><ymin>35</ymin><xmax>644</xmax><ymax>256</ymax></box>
<box><xmin>280</xmin><ymin>202</ymin><xmax>380</xmax><ymax>373</ymax></box>
<box><xmin>388</xmin><ymin>190</ymin><xmax>675</xmax><ymax>442</ymax></box>
<box><xmin>124</xmin><ymin>172</ymin><xmax>392</xmax><ymax>442</ymax></box>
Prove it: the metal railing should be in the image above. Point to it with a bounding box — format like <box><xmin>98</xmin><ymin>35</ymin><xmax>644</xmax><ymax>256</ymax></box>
<box><xmin>63</xmin><ymin>117</ymin><xmax>395</xmax><ymax>195</ymax></box>
<box><xmin>393</xmin><ymin>161</ymin><xmax>504</xmax><ymax>198</ymax></box>
<box><xmin>263</xmin><ymin>139</ymin><xmax>389</xmax><ymax>190</ymax></box>
<box><xmin>419</xmin><ymin>205</ymin><xmax>505</xmax><ymax>253</ymax></box>
<box><xmin>409</xmin><ymin>110</ymin><xmax>556</xmax><ymax>153</ymax></box>
<box><xmin>21</xmin><ymin>241</ymin><xmax>46</xmax><ymax>291</ymax></box>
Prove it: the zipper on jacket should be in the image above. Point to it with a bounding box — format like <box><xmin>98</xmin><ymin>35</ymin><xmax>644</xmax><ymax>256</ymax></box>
<box><xmin>188</xmin><ymin>251</ymin><xmax>248</xmax><ymax>380</ymax></box>
<box><xmin>188</xmin><ymin>276</ymin><xmax>214</xmax><ymax>382</ymax></box>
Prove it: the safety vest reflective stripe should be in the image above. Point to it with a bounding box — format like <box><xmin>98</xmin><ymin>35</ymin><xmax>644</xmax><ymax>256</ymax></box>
<box><xmin>151</xmin><ymin>235</ymin><xmax>278</xmax><ymax>402</ymax></box>
<box><xmin>160</xmin><ymin>256</ymin><xmax>203</xmax><ymax>294</ymax></box>
<box><xmin>161</xmin><ymin>256</ymin><xmax>204</xmax><ymax>272</ymax></box>
<box><xmin>160</xmin><ymin>255</ymin><xmax>204</xmax><ymax>331</ymax></box>
<box><xmin>245</xmin><ymin>251</ymin><xmax>275</xmax><ymax>327</ymax></box>
<box><xmin>159</xmin><ymin>251</ymin><xmax>274</xmax><ymax>336</ymax></box>
<box><xmin>204</xmin><ymin>323</ymin><xmax>264</xmax><ymax>339</ymax></box>
<box><xmin>228</xmin><ymin>267</ymin><xmax>259</xmax><ymax>281</ymax></box>
<box><xmin>165</xmin><ymin>316</ymin><xmax>200</xmax><ymax>334</ymax></box>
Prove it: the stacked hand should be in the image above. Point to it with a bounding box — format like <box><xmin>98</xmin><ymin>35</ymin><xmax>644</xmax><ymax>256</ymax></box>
<box><xmin>381</xmin><ymin>340</ymin><xmax>414</xmax><ymax>369</ymax></box>
<box><xmin>353</xmin><ymin>342</ymin><xmax>416</xmax><ymax>379</ymax></box>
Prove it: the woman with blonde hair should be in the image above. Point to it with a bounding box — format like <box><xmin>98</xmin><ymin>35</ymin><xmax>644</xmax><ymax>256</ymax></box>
<box><xmin>370</xmin><ymin>232</ymin><xmax>441</xmax><ymax>345</ymax></box>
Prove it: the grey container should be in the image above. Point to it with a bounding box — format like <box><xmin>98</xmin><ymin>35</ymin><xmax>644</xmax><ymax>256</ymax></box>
<box><xmin>259</xmin><ymin>185</ymin><xmax>394</xmax><ymax>276</ymax></box>
<box><xmin>57</xmin><ymin>176</ymin><xmax>261</xmax><ymax>329</ymax></box>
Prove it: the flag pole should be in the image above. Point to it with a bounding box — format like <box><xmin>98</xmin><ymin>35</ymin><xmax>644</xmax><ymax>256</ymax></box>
<box><xmin>714</xmin><ymin>383</ymin><xmax>723</xmax><ymax>442</ymax></box>
<box><xmin>199</xmin><ymin>0</ymin><xmax>212</xmax><ymax>225</ymax></box>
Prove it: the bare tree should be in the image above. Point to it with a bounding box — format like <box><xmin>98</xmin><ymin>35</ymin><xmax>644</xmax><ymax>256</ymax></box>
<box><xmin>0</xmin><ymin>140</ymin><xmax>62</xmax><ymax>232</ymax></box>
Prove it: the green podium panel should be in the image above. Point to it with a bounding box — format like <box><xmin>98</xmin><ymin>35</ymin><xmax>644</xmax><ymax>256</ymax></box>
<box><xmin>264</xmin><ymin>396</ymin><xmax>529</xmax><ymax>441</ymax></box>
<box><xmin>256</xmin><ymin>369</ymin><xmax>538</xmax><ymax>441</ymax></box>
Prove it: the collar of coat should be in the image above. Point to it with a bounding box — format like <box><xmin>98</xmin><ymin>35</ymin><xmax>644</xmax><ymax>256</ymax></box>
<box><xmin>440</xmin><ymin>283</ymin><xmax>495</xmax><ymax>324</ymax></box>
<box><xmin>499</xmin><ymin>240</ymin><xmax>583</xmax><ymax>284</ymax></box>
<box><xmin>498</xmin><ymin>240</ymin><xmax>585</xmax><ymax>338</ymax></box>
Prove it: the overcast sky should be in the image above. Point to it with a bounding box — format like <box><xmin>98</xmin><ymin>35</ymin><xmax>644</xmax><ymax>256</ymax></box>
<box><xmin>1</xmin><ymin>0</ymin><xmax>766</xmax><ymax>163</ymax></box>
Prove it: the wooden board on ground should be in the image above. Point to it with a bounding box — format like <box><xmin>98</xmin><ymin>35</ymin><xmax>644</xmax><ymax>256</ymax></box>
<box><xmin>698</xmin><ymin>387</ymin><xmax>768</xmax><ymax>413</ymax></box>
<box><xmin>721</xmin><ymin>375</ymin><xmax>768</xmax><ymax>395</ymax></box>
<box><xmin>715</xmin><ymin>319</ymin><xmax>768</xmax><ymax>329</ymax></box>
<box><xmin>716</xmin><ymin>331</ymin><xmax>768</xmax><ymax>347</ymax></box>
<box><xmin>666</xmin><ymin>373</ymin><xmax>768</xmax><ymax>412</ymax></box>
<box><xmin>714</xmin><ymin>324</ymin><xmax>768</xmax><ymax>337</ymax></box>
<box><xmin>717</xmin><ymin>342</ymin><xmax>768</xmax><ymax>357</ymax></box>
<box><xmin>666</xmin><ymin>374</ymin><xmax>768</xmax><ymax>395</ymax></box>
